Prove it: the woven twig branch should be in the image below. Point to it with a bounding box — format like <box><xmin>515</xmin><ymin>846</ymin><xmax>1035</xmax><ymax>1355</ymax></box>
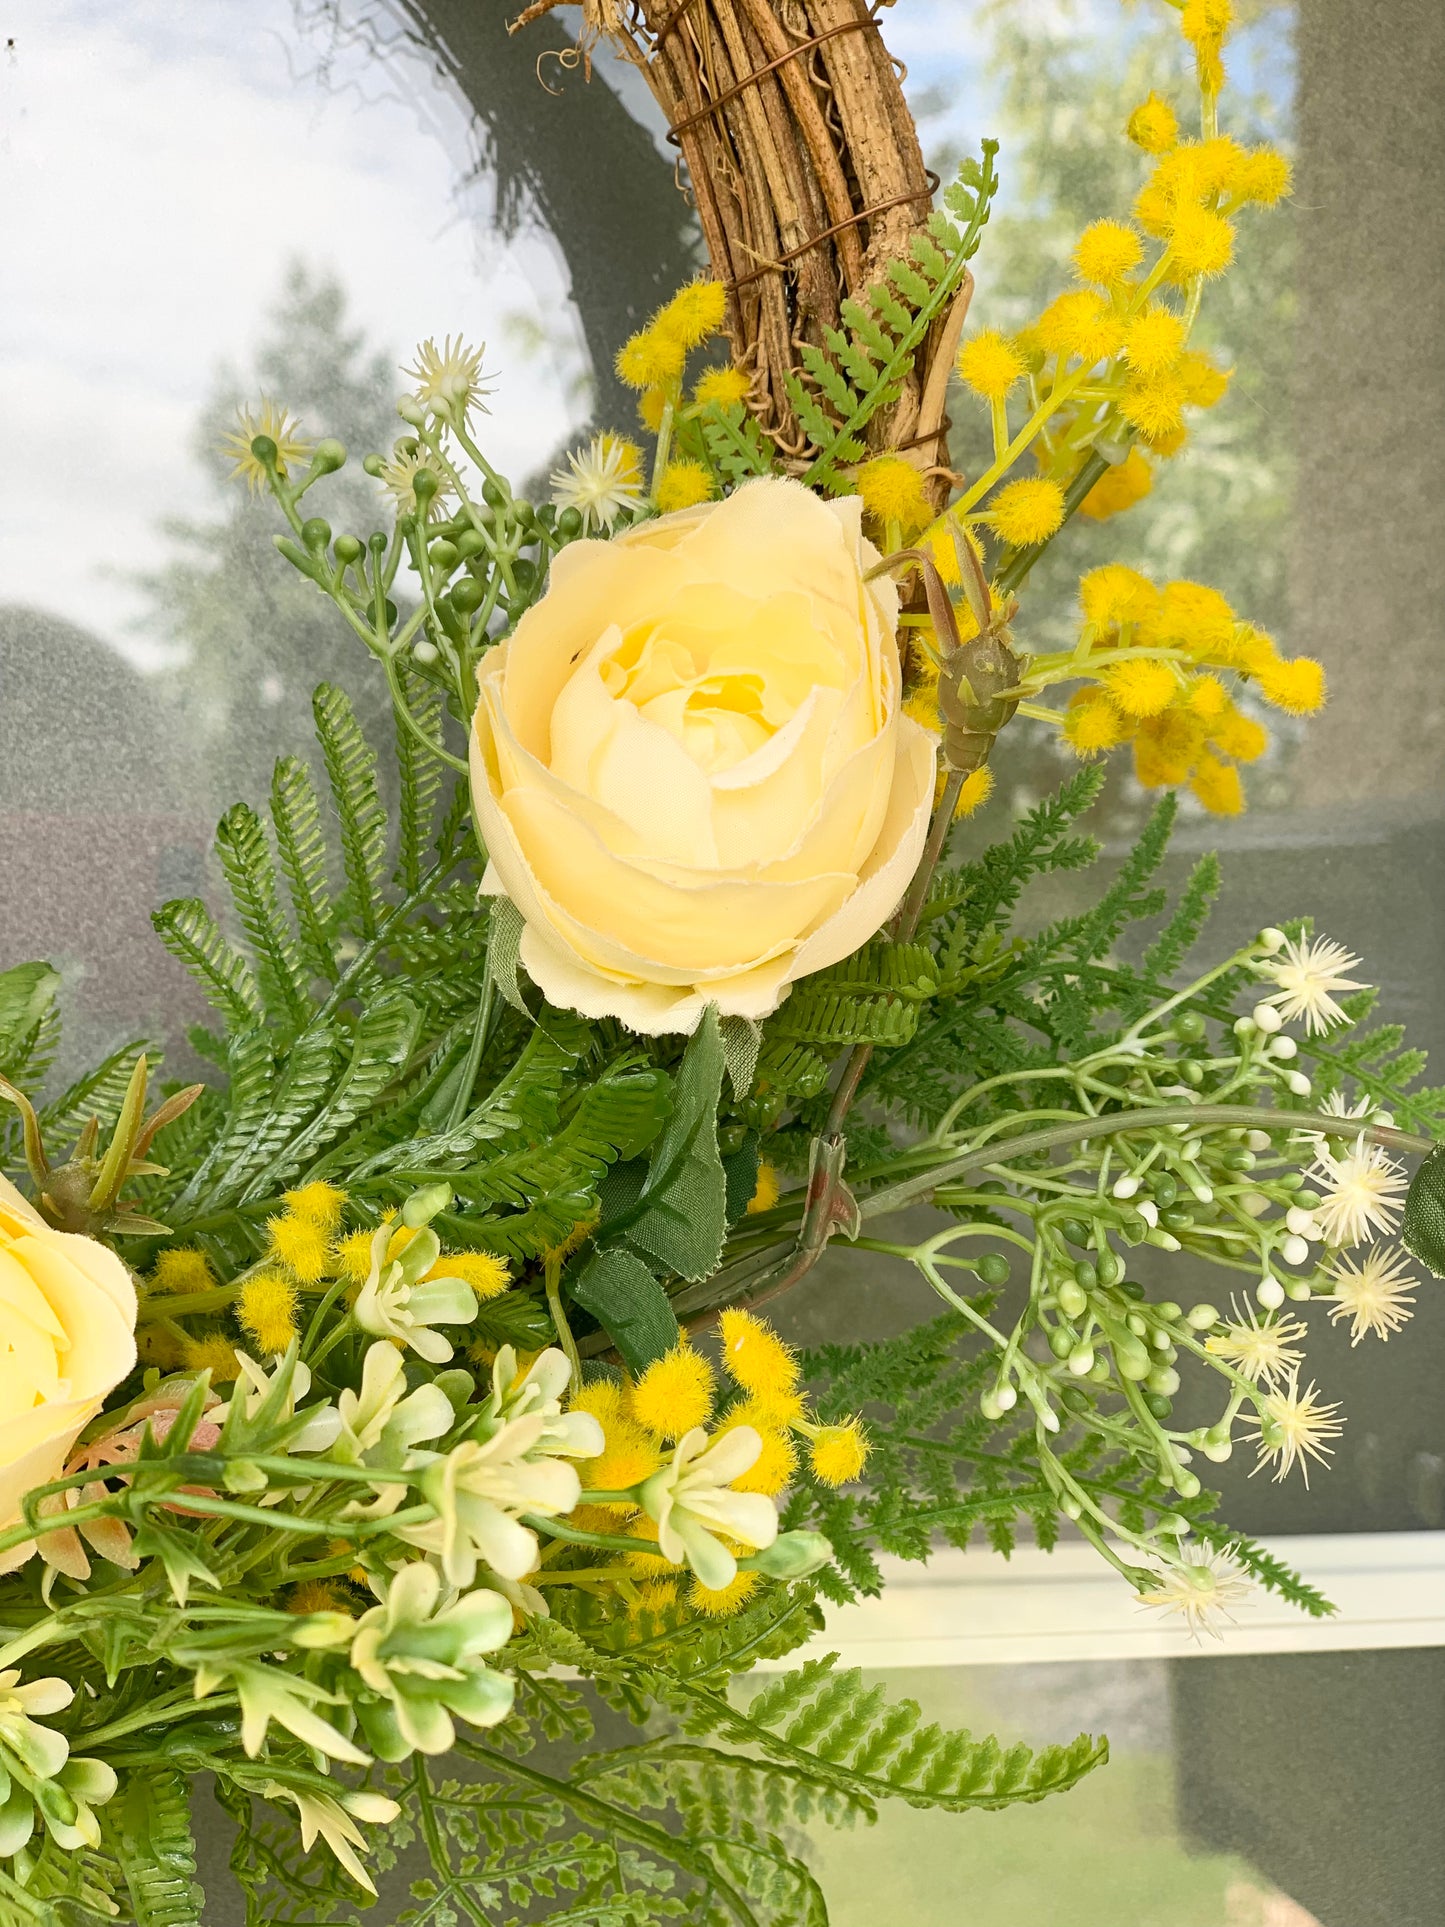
<box><xmin>522</xmin><ymin>0</ymin><xmax>944</xmax><ymax>465</ymax></box>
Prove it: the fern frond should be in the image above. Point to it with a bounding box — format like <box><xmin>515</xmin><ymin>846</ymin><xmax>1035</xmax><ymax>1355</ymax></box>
<box><xmin>151</xmin><ymin>898</ymin><xmax>262</xmax><ymax>1029</ymax></box>
<box><xmin>268</xmin><ymin>754</ymin><xmax>336</xmax><ymax>982</ymax></box>
<box><xmin>312</xmin><ymin>683</ymin><xmax>388</xmax><ymax>940</ymax></box>
<box><xmin>214</xmin><ymin>803</ymin><xmax>312</xmax><ymax>1033</ymax></box>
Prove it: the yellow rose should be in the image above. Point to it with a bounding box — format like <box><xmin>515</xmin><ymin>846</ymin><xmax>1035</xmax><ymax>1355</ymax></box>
<box><xmin>0</xmin><ymin>1173</ymin><xmax>137</xmax><ymax>1536</ymax></box>
<box><xmin>470</xmin><ymin>477</ymin><xmax>937</xmax><ymax>1033</ymax></box>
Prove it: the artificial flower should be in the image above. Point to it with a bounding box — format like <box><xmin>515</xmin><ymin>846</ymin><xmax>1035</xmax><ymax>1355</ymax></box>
<box><xmin>469</xmin><ymin>477</ymin><xmax>935</xmax><ymax>1032</ymax></box>
<box><xmin>639</xmin><ymin>1425</ymin><xmax>779</xmax><ymax>1591</ymax></box>
<box><xmin>0</xmin><ymin>1175</ymin><xmax>137</xmax><ymax>1560</ymax></box>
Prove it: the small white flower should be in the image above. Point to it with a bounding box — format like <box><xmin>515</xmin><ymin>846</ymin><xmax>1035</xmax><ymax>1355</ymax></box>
<box><xmin>262</xmin><ymin>1783</ymin><xmax>400</xmax><ymax>1895</ymax></box>
<box><xmin>350</xmin><ymin>1562</ymin><xmax>514</xmax><ymax>1760</ymax></box>
<box><xmin>1309</xmin><ymin>1136</ymin><xmax>1408</xmax><ymax>1248</ymax></box>
<box><xmin>639</xmin><ymin>1426</ymin><xmax>779</xmax><ymax>1592</ymax></box>
<box><xmin>376</xmin><ymin>439</ymin><xmax>455</xmax><ymax>521</ymax></box>
<box><xmin>1256</xmin><ymin>933</ymin><xmax>1366</xmax><ymax>1035</ymax></box>
<box><xmin>479</xmin><ymin>1346</ymin><xmax>605</xmax><ymax>1460</ymax></box>
<box><xmin>1205</xmin><ymin>1298</ymin><xmax>1307</xmax><ymax>1389</ymax></box>
<box><xmin>355</xmin><ymin>1223</ymin><xmax>478</xmax><ymax>1365</ymax></box>
<box><xmin>336</xmin><ymin>1341</ymin><xmax>455</xmax><ymax>1464</ymax></box>
<box><xmin>217</xmin><ymin>1352</ymin><xmax>342</xmax><ymax>1455</ymax></box>
<box><xmin>408</xmin><ymin>1417</ymin><xmax>594</xmax><ymax>1587</ymax></box>
<box><xmin>0</xmin><ymin>1671</ymin><xmax>73</xmax><ymax>1780</ymax></box>
<box><xmin>550</xmin><ymin>432</ymin><xmax>646</xmax><ymax>531</ymax></box>
<box><xmin>1243</xmin><ymin>1374</ymin><xmax>1343</xmax><ymax>1487</ymax></box>
<box><xmin>1137</xmin><ymin>1543</ymin><xmax>1253</xmax><ymax>1641</ymax></box>
<box><xmin>403</xmin><ymin>336</ymin><xmax>491</xmax><ymax>420</ymax></box>
<box><xmin>1326</xmin><ymin>1244</ymin><xmax>1417</xmax><ymax>1344</ymax></box>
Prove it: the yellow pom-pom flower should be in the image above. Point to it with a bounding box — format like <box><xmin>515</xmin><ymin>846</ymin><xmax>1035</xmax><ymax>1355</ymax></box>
<box><xmin>1034</xmin><ymin>292</ymin><xmax>1127</xmax><ymax>367</ymax></box>
<box><xmin>1072</xmin><ymin>221</ymin><xmax>1144</xmax><ymax>289</ymax></box>
<box><xmin>1126</xmin><ymin>93</ymin><xmax>1179</xmax><ymax>155</ymax></box>
<box><xmin>654</xmin><ymin>279</ymin><xmax>728</xmax><ymax>350</ymax></box>
<box><xmin>747</xmin><ymin>1162</ymin><xmax>780</xmax><ymax>1215</ymax></box>
<box><xmin>1064</xmin><ymin>689</ymin><xmax>1130</xmax><ymax>756</ymax></box>
<box><xmin>957</xmin><ymin>330</ymin><xmax>1026</xmax><ymax>401</ymax></box>
<box><xmin>628</xmin><ymin>1345</ymin><xmax>715</xmax><ymax>1441</ymax></box>
<box><xmin>1105</xmin><ymin>658</ymin><xmax>1179</xmax><ymax>718</ymax></box>
<box><xmin>693</xmin><ymin>365</ymin><xmax>751</xmax><ymax>408</ymax></box>
<box><xmin>718</xmin><ymin>1309</ymin><xmax>800</xmax><ymax>1404</ymax></box>
<box><xmin>855</xmin><ymin>455</ymin><xmax>931</xmax><ymax>534</ymax></box>
<box><xmin>152</xmin><ymin>1247</ymin><xmax>214</xmax><ymax>1296</ymax></box>
<box><xmin>582</xmin><ymin>1414</ymin><xmax>663</xmax><ymax>1508</ymax></box>
<box><xmin>810</xmin><ymin>1420</ymin><xmax>870</xmax><ymax>1486</ymax></box>
<box><xmin>1233</xmin><ymin>147</ymin><xmax>1292</xmax><ymax>207</ymax></box>
<box><xmin>282</xmin><ymin>1181</ymin><xmax>346</xmax><ymax>1232</ymax></box>
<box><xmin>1208</xmin><ymin>701</ymin><xmax>1269</xmax><ymax>763</ymax></box>
<box><xmin>265</xmin><ymin>1212</ymin><xmax>331</xmax><ymax>1284</ymax></box>
<box><xmin>1123</xmin><ymin>307</ymin><xmax>1187</xmax><ymax>378</ymax></box>
<box><xmin>947</xmin><ymin>765</ymin><xmax>995</xmax><ymax>819</ymax></box>
<box><xmin>183</xmin><ymin>1333</ymin><xmax>242</xmax><ymax>1383</ymax></box>
<box><xmin>633</xmin><ymin>1577</ymin><xmax>679</xmax><ymax>1617</ymax></box>
<box><xmin>1080</xmin><ymin>563</ymin><xmax>1160</xmax><ymax>630</ymax></box>
<box><xmin>1080</xmin><ymin>447</ymin><xmax>1153</xmax><ymax>522</ymax></box>
<box><xmin>1254</xmin><ymin>654</ymin><xmax>1327</xmax><ymax>715</ymax></box>
<box><xmin>1190</xmin><ymin>753</ymin><xmax>1245</xmax><ymax>816</ymax></box>
<box><xmin>985</xmin><ymin>477</ymin><xmax>1065</xmax><ymax>547</ymax></box>
<box><xmin>655</xmin><ymin>459</ymin><xmax>716</xmax><ymax>514</ymax></box>
<box><xmin>1176</xmin><ymin>351</ymin><xmax>1231</xmax><ymax>409</ymax></box>
<box><xmin>237</xmin><ymin>1272</ymin><xmax>300</xmax><ymax>1356</ymax></box>
<box><xmin>689</xmin><ymin>1570</ymin><xmax>761</xmax><ymax>1617</ymax></box>
<box><xmin>616</xmin><ymin>330</ymin><xmax>686</xmax><ymax>392</ymax></box>
<box><xmin>1187</xmin><ymin>674</ymin><xmax>1229</xmax><ymax>719</ymax></box>
<box><xmin>637</xmin><ymin>387</ymin><xmax>668</xmax><ymax>433</ymax></box>
<box><xmin>1165</xmin><ymin>205</ymin><xmax>1236</xmax><ymax>282</ymax></box>
<box><xmin>1146</xmin><ymin>580</ymin><xmax>1237</xmax><ymax>654</ymax></box>
<box><xmin>334</xmin><ymin>1229</ymin><xmax>375</xmax><ymax>1286</ymax></box>
<box><xmin>426</xmin><ymin>1250</ymin><xmax>511</xmax><ymax>1301</ymax></box>
<box><xmin>1120</xmin><ymin>369</ymin><xmax>1188</xmax><ymax>441</ymax></box>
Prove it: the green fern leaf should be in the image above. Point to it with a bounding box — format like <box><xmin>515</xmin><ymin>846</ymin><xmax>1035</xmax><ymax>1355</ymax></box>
<box><xmin>151</xmin><ymin>897</ymin><xmax>262</xmax><ymax>1029</ymax></box>
<box><xmin>268</xmin><ymin>754</ymin><xmax>336</xmax><ymax>982</ymax></box>
<box><xmin>313</xmin><ymin>683</ymin><xmax>388</xmax><ymax>939</ymax></box>
<box><xmin>214</xmin><ymin>803</ymin><xmax>311</xmax><ymax>1032</ymax></box>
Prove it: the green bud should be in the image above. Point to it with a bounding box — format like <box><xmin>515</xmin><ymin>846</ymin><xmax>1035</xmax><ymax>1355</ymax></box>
<box><xmin>451</xmin><ymin>576</ymin><xmax>485</xmax><ymax>615</ymax></box>
<box><xmin>311</xmin><ymin>438</ymin><xmax>347</xmax><ymax>474</ymax></box>
<box><xmin>1058</xmin><ymin>1280</ymin><xmax>1089</xmax><ymax>1320</ymax></box>
<box><xmin>291</xmin><ymin>1611</ymin><xmax>356</xmax><ymax>1650</ymax></box>
<box><xmin>249</xmin><ymin>433</ymin><xmax>278</xmax><ymax>466</ymax></box>
<box><xmin>362</xmin><ymin>453</ymin><xmax>387</xmax><ymax>478</ymax></box>
<box><xmin>1144</xmin><ymin>1393</ymin><xmax>1174</xmax><ymax>1420</ymax></box>
<box><xmin>412</xmin><ymin>467</ymin><xmax>439</xmax><ymax>503</ymax></box>
<box><xmin>1173</xmin><ymin>1469</ymin><xmax>1202</xmax><ymax>1499</ymax></box>
<box><xmin>1067</xmin><ymin>1343</ymin><xmax>1095</xmax><ymax>1377</ymax></box>
<box><xmin>482</xmin><ymin>478</ymin><xmax>508</xmax><ymax>510</ymax></box>
<box><xmin>402</xmin><ymin>1182</ymin><xmax>453</xmax><ymax>1228</ymax></box>
<box><xmin>1116</xmin><ymin>1339</ymin><xmax>1152</xmax><ymax>1380</ymax></box>
<box><xmin>1119</xmin><ymin>1279</ymin><xmax>1146</xmax><ymax>1301</ymax></box>
<box><xmin>428</xmin><ymin>537</ymin><xmax>460</xmax><ymax>572</ymax></box>
<box><xmin>1060</xmin><ymin>1385</ymin><xmax>1091</xmax><ymax>1414</ymax></box>
<box><xmin>1160</xmin><ymin>1207</ymin><xmax>1194</xmax><ymax>1232</ymax></box>
<box><xmin>1057</xmin><ymin>1217</ymin><xmax>1091</xmax><ymax>1248</ymax></box>
<box><xmin>1186</xmin><ymin>1302</ymin><xmax>1219</xmax><ymax>1329</ymax></box>
<box><xmin>334</xmin><ymin>534</ymin><xmax>363</xmax><ymax>565</ymax></box>
<box><xmin>739</xmin><ymin>1530</ymin><xmax>833</xmax><ymax>1580</ymax></box>
<box><xmin>557</xmin><ymin>506</ymin><xmax>583</xmax><ymax>541</ymax></box>
<box><xmin>1152</xmin><ymin>1174</ymin><xmax>1178</xmax><ymax>1208</ymax></box>
<box><xmin>301</xmin><ymin>517</ymin><xmax>331</xmax><ymax>553</ymax></box>
<box><xmin>456</xmin><ymin>528</ymin><xmax>488</xmax><ymax>559</ymax></box>
<box><xmin>1181</xmin><ymin>1059</ymin><xmax>1205</xmax><ymax>1087</ymax></box>
<box><xmin>1073</xmin><ymin>1260</ymin><xmax>1098</xmax><ymax>1292</ymax></box>
<box><xmin>1097</xmin><ymin>1249</ymin><xmax>1124</xmax><ymax>1287</ymax></box>
<box><xmin>511</xmin><ymin>557</ymin><xmax>537</xmax><ymax>594</ymax></box>
<box><xmin>975</xmin><ymin>1252</ymin><xmax>1011</xmax><ymax>1287</ymax></box>
<box><xmin>1172</xmin><ymin>1011</ymin><xmax>1207</xmax><ymax>1043</ymax></box>
<box><xmin>1048</xmin><ymin>1325</ymin><xmax>1075</xmax><ymax>1359</ymax></box>
<box><xmin>1146</xmin><ymin>1365</ymin><xmax>1180</xmax><ymax>1397</ymax></box>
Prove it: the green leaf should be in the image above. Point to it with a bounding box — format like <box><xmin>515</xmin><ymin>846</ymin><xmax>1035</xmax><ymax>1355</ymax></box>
<box><xmin>1402</xmin><ymin>1142</ymin><xmax>1445</xmax><ymax>1277</ymax></box>
<box><xmin>115</xmin><ymin>1767</ymin><xmax>205</xmax><ymax>1927</ymax></box>
<box><xmin>151</xmin><ymin>897</ymin><xmax>262</xmax><ymax>1029</ymax></box>
<box><xmin>268</xmin><ymin>753</ymin><xmax>336</xmax><ymax>982</ymax></box>
<box><xmin>0</xmin><ymin>963</ymin><xmax>58</xmax><ymax>1067</ymax></box>
<box><xmin>214</xmin><ymin>802</ymin><xmax>312</xmax><ymax>1032</ymax></box>
<box><xmin>604</xmin><ymin>1007</ymin><xmax>727</xmax><ymax>1280</ymax></box>
<box><xmin>570</xmin><ymin>1247</ymin><xmax>680</xmax><ymax>1372</ymax></box>
<box><xmin>313</xmin><ymin>682</ymin><xmax>388</xmax><ymax>940</ymax></box>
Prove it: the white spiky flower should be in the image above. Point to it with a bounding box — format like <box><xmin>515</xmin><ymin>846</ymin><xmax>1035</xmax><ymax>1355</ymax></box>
<box><xmin>1205</xmin><ymin>1297</ymin><xmax>1307</xmax><ymax>1388</ymax></box>
<box><xmin>404</xmin><ymin>336</ymin><xmax>492</xmax><ymax>419</ymax></box>
<box><xmin>376</xmin><ymin>440</ymin><xmax>456</xmax><ymax>521</ymax></box>
<box><xmin>1326</xmin><ymin>1244</ymin><xmax>1417</xmax><ymax>1344</ymax></box>
<box><xmin>1243</xmin><ymin>1375</ymin><xmax>1343</xmax><ymax>1487</ymax></box>
<box><xmin>1256</xmin><ymin>933</ymin><xmax>1366</xmax><ymax>1035</ymax></box>
<box><xmin>550</xmin><ymin>432</ymin><xmax>646</xmax><ymax>531</ymax></box>
<box><xmin>1136</xmin><ymin>1543</ymin><xmax>1253</xmax><ymax>1641</ymax></box>
<box><xmin>1308</xmin><ymin>1136</ymin><xmax>1408</xmax><ymax>1248</ymax></box>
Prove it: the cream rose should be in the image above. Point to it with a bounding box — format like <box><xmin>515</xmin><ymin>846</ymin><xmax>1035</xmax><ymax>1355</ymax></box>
<box><xmin>470</xmin><ymin>476</ymin><xmax>936</xmax><ymax>1033</ymax></box>
<box><xmin>0</xmin><ymin>1173</ymin><xmax>137</xmax><ymax>1533</ymax></box>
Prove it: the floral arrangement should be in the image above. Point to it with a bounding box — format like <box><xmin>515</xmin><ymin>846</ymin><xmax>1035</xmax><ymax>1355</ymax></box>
<box><xmin>1</xmin><ymin>3</ymin><xmax>1442</xmax><ymax>1922</ymax></box>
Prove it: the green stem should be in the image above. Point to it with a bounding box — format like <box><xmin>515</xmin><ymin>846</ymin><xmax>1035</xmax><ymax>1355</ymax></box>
<box><xmin>857</xmin><ymin>1105</ymin><xmax>1431</xmax><ymax>1225</ymax></box>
